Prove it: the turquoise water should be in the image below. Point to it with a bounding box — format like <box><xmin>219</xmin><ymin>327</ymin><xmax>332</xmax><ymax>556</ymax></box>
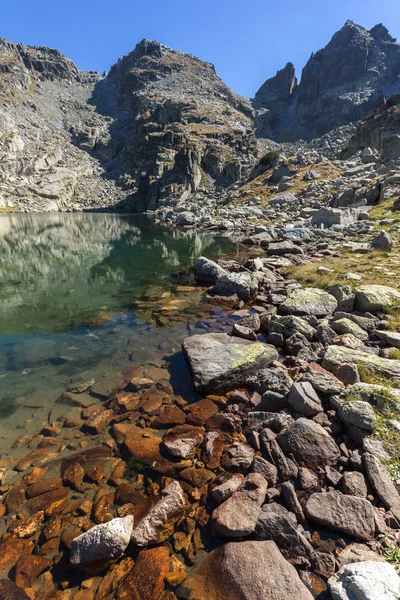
<box><xmin>0</xmin><ymin>213</ymin><xmax>242</xmax><ymax>451</ymax></box>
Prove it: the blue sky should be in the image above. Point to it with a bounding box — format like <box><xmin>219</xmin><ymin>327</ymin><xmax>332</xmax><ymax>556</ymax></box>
<box><xmin>2</xmin><ymin>0</ymin><xmax>400</xmax><ymax>97</ymax></box>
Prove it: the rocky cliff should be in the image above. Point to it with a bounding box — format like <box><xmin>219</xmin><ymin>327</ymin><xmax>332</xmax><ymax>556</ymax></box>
<box><xmin>255</xmin><ymin>21</ymin><xmax>400</xmax><ymax>141</ymax></box>
<box><xmin>1</xmin><ymin>21</ymin><xmax>400</xmax><ymax>213</ymax></box>
<box><xmin>0</xmin><ymin>38</ymin><xmax>257</xmax><ymax>212</ymax></box>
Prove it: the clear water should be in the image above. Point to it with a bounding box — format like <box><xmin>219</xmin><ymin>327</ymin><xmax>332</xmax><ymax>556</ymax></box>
<box><xmin>0</xmin><ymin>213</ymin><xmax>243</xmax><ymax>454</ymax></box>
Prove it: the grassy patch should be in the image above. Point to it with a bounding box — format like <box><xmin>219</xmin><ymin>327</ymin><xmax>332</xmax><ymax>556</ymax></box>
<box><xmin>384</xmin><ymin>546</ymin><xmax>400</xmax><ymax>567</ymax></box>
<box><xmin>259</xmin><ymin>151</ymin><xmax>278</xmax><ymax>167</ymax></box>
<box><xmin>283</xmin><ymin>250</ymin><xmax>400</xmax><ymax>290</ymax></box>
<box><xmin>126</xmin><ymin>457</ymin><xmax>151</xmax><ymax>478</ymax></box>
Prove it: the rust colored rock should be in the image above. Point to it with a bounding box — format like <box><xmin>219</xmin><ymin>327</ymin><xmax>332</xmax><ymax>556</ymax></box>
<box><xmin>5</xmin><ymin>484</ymin><xmax>26</xmax><ymax>513</ymax></box>
<box><xmin>14</xmin><ymin>511</ymin><xmax>44</xmax><ymax>538</ymax></box>
<box><xmin>0</xmin><ymin>534</ymin><xmax>24</xmax><ymax>575</ymax></box>
<box><xmin>116</xmin><ymin>546</ymin><xmax>170</xmax><ymax>600</ymax></box>
<box><xmin>86</xmin><ymin>465</ymin><xmax>105</xmax><ymax>483</ymax></box>
<box><xmin>95</xmin><ymin>556</ymin><xmax>134</xmax><ymax>600</ymax></box>
<box><xmin>141</xmin><ymin>390</ymin><xmax>164</xmax><ymax>414</ymax></box>
<box><xmin>40</xmin><ymin>425</ymin><xmax>60</xmax><ymax>437</ymax></box>
<box><xmin>163</xmin><ymin>425</ymin><xmax>204</xmax><ymax>459</ymax></box>
<box><xmin>203</xmin><ymin>431</ymin><xmax>225</xmax><ymax>470</ymax></box>
<box><xmin>186</xmin><ymin>399</ymin><xmax>219</xmax><ymax>426</ymax></box>
<box><xmin>15</xmin><ymin>449</ymin><xmax>58</xmax><ymax>472</ymax></box>
<box><xmin>43</xmin><ymin>516</ymin><xmax>61</xmax><ymax>540</ymax></box>
<box><xmin>92</xmin><ymin>488</ymin><xmax>115</xmax><ymax>524</ymax></box>
<box><xmin>15</xmin><ymin>554</ymin><xmax>52</xmax><ymax>588</ymax></box>
<box><xmin>63</xmin><ymin>462</ymin><xmax>85</xmax><ymax>490</ymax></box>
<box><xmin>84</xmin><ymin>409</ymin><xmax>113</xmax><ymax>434</ymax></box>
<box><xmin>24</xmin><ymin>466</ymin><xmax>48</xmax><ymax>485</ymax></box>
<box><xmin>152</xmin><ymin>406</ymin><xmax>186</xmax><ymax>428</ymax></box>
<box><xmin>27</xmin><ymin>487</ymin><xmax>69</xmax><ymax>514</ymax></box>
<box><xmin>115</xmin><ymin>391</ymin><xmax>140</xmax><ymax>413</ymax></box>
<box><xmin>180</xmin><ymin>468</ymin><xmax>215</xmax><ymax>488</ymax></box>
<box><xmin>108</xmin><ymin>460</ymin><xmax>126</xmax><ymax>486</ymax></box>
<box><xmin>0</xmin><ymin>581</ymin><xmax>30</xmax><ymax>600</ymax></box>
<box><xmin>38</xmin><ymin>537</ymin><xmax>60</xmax><ymax>555</ymax></box>
<box><xmin>115</xmin><ymin>483</ymin><xmax>143</xmax><ymax>505</ymax></box>
<box><xmin>26</xmin><ymin>477</ymin><xmax>63</xmax><ymax>498</ymax></box>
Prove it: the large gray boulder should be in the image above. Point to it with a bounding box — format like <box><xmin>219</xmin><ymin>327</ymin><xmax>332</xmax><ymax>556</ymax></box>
<box><xmin>213</xmin><ymin>272</ymin><xmax>258</xmax><ymax>300</ymax></box>
<box><xmin>363</xmin><ymin>453</ymin><xmax>400</xmax><ymax>520</ymax></box>
<box><xmin>212</xmin><ymin>473</ymin><xmax>268</xmax><ymax>538</ymax></box>
<box><xmin>288</xmin><ymin>382</ymin><xmax>323</xmax><ymax>416</ymax></box>
<box><xmin>354</xmin><ymin>284</ymin><xmax>400</xmax><ymax>312</ymax></box>
<box><xmin>305</xmin><ymin>491</ymin><xmax>375</xmax><ymax>541</ymax></box>
<box><xmin>338</xmin><ymin>401</ymin><xmax>376</xmax><ymax>432</ymax></box>
<box><xmin>193</xmin><ymin>256</ymin><xmax>226</xmax><ymax>284</ymax></box>
<box><xmin>311</xmin><ymin>207</ymin><xmax>358</xmax><ymax>228</ymax></box>
<box><xmin>323</xmin><ymin>345</ymin><xmax>400</xmax><ymax>381</ymax></box>
<box><xmin>179</xmin><ymin>540</ymin><xmax>314</xmax><ymax>599</ymax></box>
<box><xmin>70</xmin><ymin>515</ymin><xmax>133</xmax><ymax>564</ymax></box>
<box><xmin>183</xmin><ymin>333</ymin><xmax>278</xmax><ymax>393</ymax></box>
<box><xmin>280</xmin><ymin>287</ymin><xmax>337</xmax><ymax>316</ymax></box>
<box><xmin>277</xmin><ymin>418</ymin><xmax>340</xmax><ymax>467</ymax></box>
<box><xmin>328</xmin><ymin>561</ymin><xmax>400</xmax><ymax>600</ymax></box>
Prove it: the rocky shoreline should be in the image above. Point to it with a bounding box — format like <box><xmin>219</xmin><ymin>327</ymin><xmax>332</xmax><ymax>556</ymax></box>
<box><xmin>1</xmin><ymin>226</ymin><xmax>400</xmax><ymax>599</ymax></box>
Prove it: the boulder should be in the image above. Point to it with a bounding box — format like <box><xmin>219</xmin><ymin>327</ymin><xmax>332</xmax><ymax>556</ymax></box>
<box><xmin>131</xmin><ymin>481</ymin><xmax>185</xmax><ymax>546</ymax></box>
<box><xmin>327</xmin><ymin>284</ymin><xmax>355</xmax><ymax>312</ymax></box>
<box><xmin>255</xmin><ymin>502</ymin><xmax>312</xmax><ymax>556</ymax></box>
<box><xmin>179</xmin><ymin>540</ymin><xmax>314</xmax><ymax>599</ymax></box>
<box><xmin>338</xmin><ymin>401</ymin><xmax>376</xmax><ymax>432</ymax></box>
<box><xmin>311</xmin><ymin>207</ymin><xmax>358</xmax><ymax>228</ymax></box>
<box><xmin>288</xmin><ymin>382</ymin><xmax>323</xmax><ymax>416</ymax></box>
<box><xmin>268</xmin><ymin>315</ymin><xmax>316</xmax><ymax>340</ymax></box>
<box><xmin>280</xmin><ymin>287</ymin><xmax>337</xmax><ymax>316</ymax></box>
<box><xmin>193</xmin><ymin>256</ymin><xmax>226</xmax><ymax>284</ymax></box>
<box><xmin>363</xmin><ymin>453</ymin><xmax>400</xmax><ymax>520</ymax></box>
<box><xmin>212</xmin><ymin>473</ymin><xmax>268</xmax><ymax>538</ymax></box>
<box><xmin>277</xmin><ymin>418</ymin><xmax>340</xmax><ymax>467</ymax></box>
<box><xmin>305</xmin><ymin>491</ymin><xmax>375</xmax><ymax>541</ymax></box>
<box><xmin>211</xmin><ymin>474</ymin><xmax>244</xmax><ymax>504</ymax></box>
<box><xmin>354</xmin><ymin>284</ymin><xmax>400</xmax><ymax>312</ymax></box>
<box><xmin>323</xmin><ymin>345</ymin><xmax>400</xmax><ymax>382</ymax></box>
<box><xmin>225</xmin><ymin>443</ymin><xmax>255</xmax><ymax>470</ymax></box>
<box><xmin>252</xmin><ymin>456</ymin><xmax>278</xmax><ymax>487</ymax></box>
<box><xmin>267</xmin><ymin>241</ymin><xmax>303</xmax><ymax>256</ymax></box>
<box><xmin>183</xmin><ymin>333</ymin><xmax>278</xmax><ymax>394</ymax></box>
<box><xmin>342</xmin><ymin>472</ymin><xmax>368</xmax><ymax>498</ymax></box>
<box><xmin>331</xmin><ymin>318</ymin><xmax>369</xmax><ymax>341</ymax></box>
<box><xmin>370</xmin><ymin>230</ymin><xmax>393</xmax><ymax>252</ymax></box>
<box><xmin>70</xmin><ymin>515</ymin><xmax>133</xmax><ymax>564</ymax></box>
<box><xmin>213</xmin><ymin>272</ymin><xmax>258</xmax><ymax>301</ymax></box>
<box><xmin>328</xmin><ymin>561</ymin><xmax>400</xmax><ymax>600</ymax></box>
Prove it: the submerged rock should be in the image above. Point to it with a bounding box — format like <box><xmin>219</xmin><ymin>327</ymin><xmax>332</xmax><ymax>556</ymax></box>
<box><xmin>183</xmin><ymin>333</ymin><xmax>278</xmax><ymax>393</ymax></box>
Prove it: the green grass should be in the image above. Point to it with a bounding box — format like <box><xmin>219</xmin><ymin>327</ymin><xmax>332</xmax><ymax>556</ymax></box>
<box><xmin>126</xmin><ymin>457</ymin><xmax>151</xmax><ymax>477</ymax></box>
<box><xmin>259</xmin><ymin>151</ymin><xmax>278</xmax><ymax>167</ymax></box>
<box><xmin>384</xmin><ymin>547</ymin><xmax>400</xmax><ymax>566</ymax></box>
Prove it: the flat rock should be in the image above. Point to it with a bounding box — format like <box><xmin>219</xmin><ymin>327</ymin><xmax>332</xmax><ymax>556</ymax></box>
<box><xmin>328</xmin><ymin>560</ymin><xmax>400</xmax><ymax>600</ymax></box>
<box><xmin>183</xmin><ymin>333</ymin><xmax>278</xmax><ymax>394</ymax></box>
<box><xmin>70</xmin><ymin>515</ymin><xmax>133</xmax><ymax>564</ymax></box>
<box><xmin>280</xmin><ymin>287</ymin><xmax>337</xmax><ymax>316</ymax></box>
<box><xmin>277</xmin><ymin>418</ymin><xmax>340</xmax><ymax>467</ymax></box>
<box><xmin>212</xmin><ymin>473</ymin><xmax>268</xmax><ymax>538</ymax></box>
<box><xmin>323</xmin><ymin>345</ymin><xmax>400</xmax><ymax>381</ymax></box>
<box><xmin>305</xmin><ymin>491</ymin><xmax>375</xmax><ymax>541</ymax></box>
<box><xmin>354</xmin><ymin>284</ymin><xmax>400</xmax><ymax>312</ymax></box>
<box><xmin>131</xmin><ymin>481</ymin><xmax>185</xmax><ymax>546</ymax></box>
<box><xmin>363</xmin><ymin>453</ymin><xmax>400</xmax><ymax>520</ymax></box>
<box><xmin>179</xmin><ymin>540</ymin><xmax>314</xmax><ymax>599</ymax></box>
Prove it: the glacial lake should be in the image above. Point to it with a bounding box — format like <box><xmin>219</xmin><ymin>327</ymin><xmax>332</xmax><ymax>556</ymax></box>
<box><xmin>0</xmin><ymin>213</ymin><xmax>244</xmax><ymax>454</ymax></box>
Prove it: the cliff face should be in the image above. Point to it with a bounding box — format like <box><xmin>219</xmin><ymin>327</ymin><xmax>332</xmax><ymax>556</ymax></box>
<box><xmin>105</xmin><ymin>40</ymin><xmax>257</xmax><ymax>210</ymax></box>
<box><xmin>255</xmin><ymin>21</ymin><xmax>400</xmax><ymax>141</ymax></box>
<box><xmin>0</xmin><ymin>38</ymin><xmax>257</xmax><ymax>212</ymax></box>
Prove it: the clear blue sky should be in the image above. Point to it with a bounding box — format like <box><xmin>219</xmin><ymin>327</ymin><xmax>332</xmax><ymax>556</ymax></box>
<box><xmin>2</xmin><ymin>0</ymin><xmax>399</xmax><ymax>97</ymax></box>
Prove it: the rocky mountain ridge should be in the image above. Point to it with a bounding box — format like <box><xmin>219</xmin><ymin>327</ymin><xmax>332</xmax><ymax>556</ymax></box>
<box><xmin>0</xmin><ymin>21</ymin><xmax>399</xmax><ymax>213</ymax></box>
<box><xmin>255</xmin><ymin>21</ymin><xmax>400</xmax><ymax>141</ymax></box>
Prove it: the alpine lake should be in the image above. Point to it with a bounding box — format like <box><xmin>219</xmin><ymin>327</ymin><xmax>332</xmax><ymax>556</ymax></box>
<box><xmin>0</xmin><ymin>212</ymin><xmax>249</xmax><ymax>458</ymax></box>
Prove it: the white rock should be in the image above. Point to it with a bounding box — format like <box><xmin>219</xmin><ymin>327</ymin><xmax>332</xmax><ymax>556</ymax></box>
<box><xmin>70</xmin><ymin>515</ymin><xmax>133</xmax><ymax>564</ymax></box>
<box><xmin>131</xmin><ymin>480</ymin><xmax>185</xmax><ymax>546</ymax></box>
<box><xmin>328</xmin><ymin>561</ymin><xmax>400</xmax><ymax>600</ymax></box>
